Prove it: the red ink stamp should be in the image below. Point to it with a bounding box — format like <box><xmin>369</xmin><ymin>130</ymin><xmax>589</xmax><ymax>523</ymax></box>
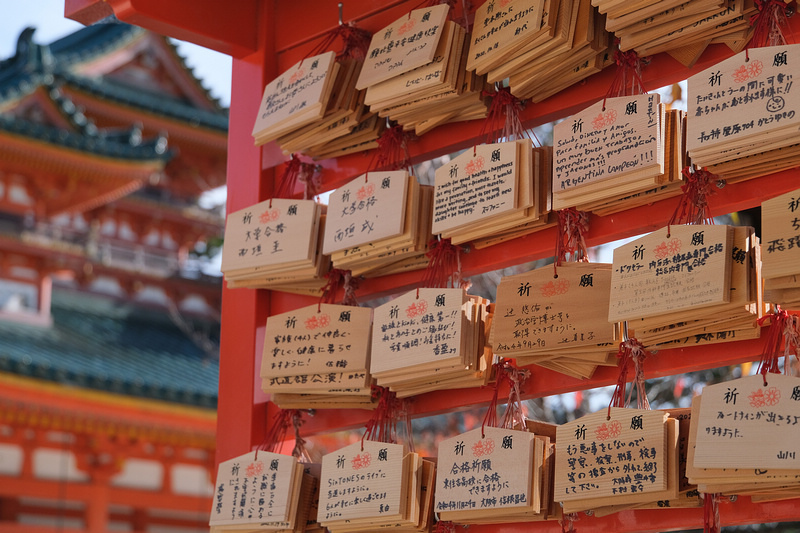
<box><xmin>472</xmin><ymin>438</ymin><xmax>495</xmax><ymax>457</ymax></box>
<box><xmin>465</xmin><ymin>156</ymin><xmax>485</xmax><ymax>175</ymax></box>
<box><xmin>259</xmin><ymin>209</ymin><xmax>280</xmax><ymax>224</ymax></box>
<box><xmin>351</xmin><ymin>452</ymin><xmax>371</xmax><ymax>469</ymax></box>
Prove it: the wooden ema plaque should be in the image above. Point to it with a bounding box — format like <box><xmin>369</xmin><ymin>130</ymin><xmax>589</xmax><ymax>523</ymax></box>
<box><xmin>221</xmin><ymin>199</ymin><xmax>319</xmax><ymax>273</ymax></box>
<box><xmin>762</xmin><ymin>188</ymin><xmax>800</xmax><ymax>280</ymax></box>
<box><xmin>211</xmin><ymin>451</ymin><xmax>300</xmax><ymax>527</ymax></box>
<box><xmin>252</xmin><ymin>51</ymin><xmax>336</xmax><ymax>142</ymax></box>
<box><xmin>687</xmin><ymin>44</ymin><xmax>800</xmax><ymax>164</ymax></box>
<box><xmin>433</xmin><ymin>141</ymin><xmax>520</xmax><ymax>236</ymax></box>
<box><xmin>323</xmin><ymin>171</ymin><xmax>408</xmax><ymax>255</ymax></box>
<box><xmin>370</xmin><ymin>288</ymin><xmax>467</xmax><ymax>375</ymax></box>
<box><xmin>609</xmin><ymin>224</ymin><xmax>733</xmax><ymax>323</ymax></box>
<box><xmin>555</xmin><ymin>408</ymin><xmax>668</xmax><ymax>503</ymax></box>
<box><xmin>552</xmin><ymin>94</ymin><xmax>663</xmax><ymax>209</ymax></box>
<box><xmin>468</xmin><ymin>0</ymin><xmax>547</xmax><ymax>75</ymax></box>
<box><xmin>318</xmin><ymin>441</ymin><xmax>407</xmax><ymax>523</ymax></box>
<box><xmin>356</xmin><ymin>4</ymin><xmax>449</xmax><ymax>90</ymax></box>
<box><xmin>261</xmin><ymin>303</ymin><xmax>371</xmax><ymax>378</ymax></box>
<box><xmin>492</xmin><ymin>262</ymin><xmax>616</xmax><ymax>354</ymax></box>
<box><xmin>694</xmin><ymin>374</ymin><xmax>800</xmax><ymax>470</ymax></box>
<box><xmin>435</xmin><ymin>427</ymin><xmax>536</xmax><ymax>514</ymax></box>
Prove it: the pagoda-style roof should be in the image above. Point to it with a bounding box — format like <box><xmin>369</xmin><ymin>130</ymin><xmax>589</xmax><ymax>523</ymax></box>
<box><xmin>0</xmin><ymin>288</ymin><xmax>219</xmax><ymax>408</ymax></box>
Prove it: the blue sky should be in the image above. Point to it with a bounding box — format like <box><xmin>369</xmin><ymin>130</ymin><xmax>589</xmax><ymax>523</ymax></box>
<box><xmin>0</xmin><ymin>0</ymin><xmax>233</xmax><ymax>106</ymax></box>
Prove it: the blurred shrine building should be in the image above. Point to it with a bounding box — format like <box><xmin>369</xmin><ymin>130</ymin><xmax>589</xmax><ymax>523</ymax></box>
<box><xmin>0</xmin><ymin>19</ymin><xmax>227</xmax><ymax>533</ymax></box>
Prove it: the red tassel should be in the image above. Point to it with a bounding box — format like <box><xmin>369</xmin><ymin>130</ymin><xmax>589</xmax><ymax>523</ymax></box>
<box><xmin>421</xmin><ymin>238</ymin><xmax>462</xmax><ymax>289</ymax></box>
<box><xmin>372</xmin><ymin>124</ymin><xmax>413</xmax><ymax>171</ymax></box>
<box><xmin>433</xmin><ymin>520</ymin><xmax>457</xmax><ymax>533</ymax></box>
<box><xmin>319</xmin><ymin>268</ymin><xmax>359</xmax><ymax>307</ymax></box>
<box><xmin>749</xmin><ymin>0</ymin><xmax>792</xmax><ymax>49</ymax></box>
<box><xmin>559</xmin><ymin>512</ymin><xmax>579</xmax><ymax>533</ymax></box>
<box><xmin>668</xmin><ymin>166</ymin><xmax>719</xmax><ymax>229</ymax></box>
<box><xmin>256</xmin><ymin>409</ymin><xmax>301</xmax><ymax>458</ymax></box>
<box><xmin>275</xmin><ymin>154</ymin><xmax>319</xmax><ymax>199</ymax></box>
<box><xmin>703</xmin><ymin>493</ymin><xmax>721</xmax><ymax>533</ymax></box>
<box><xmin>478</xmin><ymin>86</ymin><xmax>527</xmax><ymax>145</ymax></box>
<box><xmin>362</xmin><ymin>387</ymin><xmax>402</xmax><ymax>447</ymax></box>
<box><xmin>608</xmin><ymin>338</ymin><xmax>650</xmax><ymax>418</ymax></box>
<box><xmin>554</xmin><ymin>208</ymin><xmax>589</xmax><ymax>276</ymax></box>
<box><xmin>605</xmin><ymin>45</ymin><xmax>648</xmax><ymax>101</ymax></box>
<box><xmin>757</xmin><ymin>306</ymin><xmax>800</xmax><ymax>385</ymax></box>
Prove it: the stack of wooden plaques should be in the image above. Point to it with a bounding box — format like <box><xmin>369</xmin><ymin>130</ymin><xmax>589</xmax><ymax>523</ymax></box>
<box><xmin>370</xmin><ymin>288</ymin><xmax>492</xmax><ymax>397</ymax></box>
<box><xmin>599</xmin><ymin>0</ymin><xmax>756</xmax><ymax>63</ymax></box>
<box><xmin>468</xmin><ymin>0</ymin><xmax>613</xmax><ymax>101</ymax></box>
<box><xmin>687</xmin><ymin>45</ymin><xmax>800</xmax><ymax>181</ymax></box>
<box><xmin>210</xmin><ymin>451</ymin><xmax>315</xmax><ymax>533</ymax></box>
<box><xmin>491</xmin><ymin>262</ymin><xmax>619</xmax><ymax>380</ymax></box>
<box><xmin>276</xmin><ymin>56</ymin><xmax>368</xmax><ymax>155</ymax></box>
<box><xmin>304</xmin><ymin>112</ymin><xmax>384</xmax><ymax>161</ymax></box>
<box><xmin>435</xmin><ymin>422</ymin><xmax>559</xmax><ymax>524</ymax></box>
<box><xmin>318</xmin><ymin>441</ymin><xmax>435</xmax><ymax>532</ymax></box>
<box><xmin>552</xmin><ymin>93</ymin><xmax>685</xmax><ymax>213</ymax></box>
<box><xmin>220</xmin><ymin>198</ymin><xmax>329</xmax><ymax>296</ymax></box>
<box><xmin>554</xmin><ymin>408</ymin><xmax>682</xmax><ymax>514</ymax></box>
<box><xmin>761</xmin><ymin>188</ymin><xmax>800</xmax><ymax>308</ymax></box>
<box><xmin>260</xmin><ymin>303</ymin><xmax>374</xmax><ymax>410</ymax></box>
<box><xmin>433</xmin><ymin>140</ymin><xmax>552</xmax><ymax>246</ymax></box>
<box><xmin>688</xmin><ymin>374</ymin><xmax>800</xmax><ymax>500</ymax></box>
<box><xmin>609</xmin><ymin>224</ymin><xmax>762</xmax><ymax>351</ymax></box>
<box><xmin>252</xmin><ymin>51</ymin><xmax>339</xmax><ymax>146</ymax></box>
<box><xmin>363</xmin><ymin>20</ymin><xmax>487</xmax><ymax>136</ymax></box>
<box><xmin>323</xmin><ymin>171</ymin><xmax>433</xmax><ymax>278</ymax></box>
<box><xmin>509</xmin><ymin>0</ymin><xmax>614</xmax><ymax>102</ymax></box>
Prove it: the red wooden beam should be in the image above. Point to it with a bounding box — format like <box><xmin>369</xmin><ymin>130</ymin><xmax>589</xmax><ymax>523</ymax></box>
<box><xmin>64</xmin><ymin>0</ymin><xmax>260</xmax><ymax>58</ymax></box>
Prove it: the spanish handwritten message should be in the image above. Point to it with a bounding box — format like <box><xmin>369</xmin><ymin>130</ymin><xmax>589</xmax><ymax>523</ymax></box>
<box><xmin>261</xmin><ymin>303</ymin><xmax>371</xmax><ymax>377</ymax></box>
<box><xmin>433</xmin><ymin>142</ymin><xmax>518</xmax><ymax>235</ymax></box>
<box><xmin>211</xmin><ymin>451</ymin><xmax>298</xmax><ymax>527</ymax></box>
<box><xmin>761</xmin><ymin>188</ymin><xmax>800</xmax><ymax>279</ymax></box>
<box><xmin>371</xmin><ymin>288</ymin><xmax>466</xmax><ymax>374</ymax></box>
<box><xmin>221</xmin><ymin>199</ymin><xmax>318</xmax><ymax>273</ymax></box>
<box><xmin>555</xmin><ymin>408</ymin><xmax>668</xmax><ymax>502</ymax></box>
<box><xmin>553</xmin><ymin>94</ymin><xmax>662</xmax><ymax>192</ymax></box>
<box><xmin>467</xmin><ymin>0</ymin><xmax>546</xmax><ymax>73</ymax></box>
<box><xmin>694</xmin><ymin>374</ymin><xmax>800</xmax><ymax>469</ymax></box>
<box><xmin>435</xmin><ymin>427</ymin><xmax>535</xmax><ymax>513</ymax></box>
<box><xmin>319</xmin><ymin>441</ymin><xmax>406</xmax><ymax>523</ymax></box>
<box><xmin>688</xmin><ymin>44</ymin><xmax>799</xmax><ymax>153</ymax></box>
<box><xmin>492</xmin><ymin>263</ymin><xmax>616</xmax><ymax>353</ymax></box>
<box><xmin>252</xmin><ymin>51</ymin><xmax>335</xmax><ymax>136</ymax></box>
<box><xmin>323</xmin><ymin>171</ymin><xmax>408</xmax><ymax>255</ymax></box>
<box><xmin>356</xmin><ymin>4</ymin><xmax>449</xmax><ymax>89</ymax></box>
<box><xmin>609</xmin><ymin>225</ymin><xmax>732</xmax><ymax>322</ymax></box>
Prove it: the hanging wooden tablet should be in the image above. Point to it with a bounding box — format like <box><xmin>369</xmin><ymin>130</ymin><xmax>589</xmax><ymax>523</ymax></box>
<box><xmin>433</xmin><ymin>140</ymin><xmax>549</xmax><ymax>245</ymax></box>
<box><xmin>628</xmin><ymin>225</ymin><xmax>762</xmax><ymax>350</ymax></box>
<box><xmin>762</xmin><ymin>189</ymin><xmax>800</xmax><ymax>306</ymax></box>
<box><xmin>609</xmin><ymin>224</ymin><xmax>733</xmax><ymax>323</ymax></box>
<box><xmin>687</xmin><ymin>394</ymin><xmax>800</xmax><ymax>499</ymax></box>
<box><xmin>221</xmin><ymin>198</ymin><xmax>330</xmax><ymax>295</ymax></box>
<box><xmin>210</xmin><ymin>450</ymin><xmax>306</xmax><ymax>532</ymax></box>
<box><xmin>467</xmin><ymin>0</ymin><xmax>547</xmax><ymax>76</ymax></box>
<box><xmin>694</xmin><ymin>374</ymin><xmax>800</xmax><ymax>470</ymax></box>
<box><xmin>507</xmin><ymin>0</ymin><xmax>615</xmax><ymax>102</ymax></box>
<box><xmin>305</xmin><ymin>112</ymin><xmax>385</xmax><ymax>161</ymax></box>
<box><xmin>370</xmin><ymin>288</ymin><xmax>490</xmax><ymax>397</ymax></box>
<box><xmin>603</xmin><ymin>0</ymin><xmax>756</xmax><ymax>59</ymax></box>
<box><xmin>491</xmin><ymin>262</ymin><xmax>618</xmax><ymax>379</ymax></box>
<box><xmin>318</xmin><ymin>441</ymin><xmax>409</xmax><ymax>529</ymax></box>
<box><xmin>364</xmin><ymin>20</ymin><xmax>488</xmax><ymax>135</ymax></box>
<box><xmin>554</xmin><ymin>408</ymin><xmax>676</xmax><ymax>513</ymax></box>
<box><xmin>260</xmin><ymin>303</ymin><xmax>373</xmax><ymax>407</ymax></box>
<box><xmin>252</xmin><ymin>51</ymin><xmax>338</xmax><ymax>146</ymax></box>
<box><xmin>435</xmin><ymin>427</ymin><xmax>545</xmax><ymax>522</ymax></box>
<box><xmin>687</xmin><ymin>44</ymin><xmax>800</xmax><ymax>180</ymax></box>
<box><xmin>326</xmin><ymin>174</ymin><xmax>433</xmax><ymax>278</ymax></box>
<box><xmin>552</xmin><ymin>94</ymin><xmax>667</xmax><ymax>211</ymax></box>
<box><xmin>356</xmin><ymin>3</ymin><xmax>450</xmax><ymax>90</ymax></box>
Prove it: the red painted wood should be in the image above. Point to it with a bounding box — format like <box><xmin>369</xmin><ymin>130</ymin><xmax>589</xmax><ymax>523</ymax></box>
<box><xmin>61</xmin><ymin>1</ymin><xmax>800</xmax><ymax>530</ymax></box>
<box><xmin>65</xmin><ymin>0</ymin><xmax>260</xmax><ymax>58</ymax></box>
